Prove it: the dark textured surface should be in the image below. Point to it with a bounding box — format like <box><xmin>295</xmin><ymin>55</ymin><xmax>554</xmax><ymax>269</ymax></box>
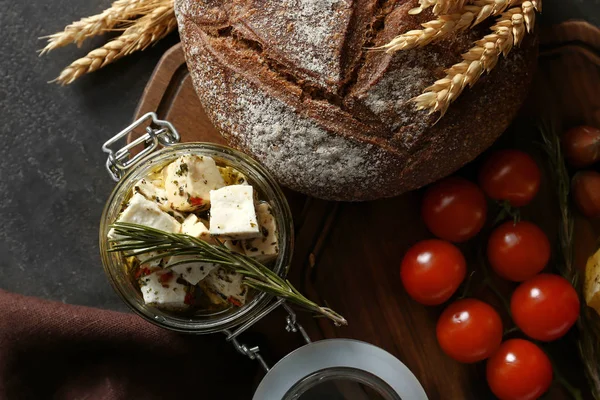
<box><xmin>0</xmin><ymin>0</ymin><xmax>598</xmax><ymax>311</ymax></box>
<box><xmin>0</xmin><ymin>0</ymin><xmax>178</xmax><ymax>311</ymax></box>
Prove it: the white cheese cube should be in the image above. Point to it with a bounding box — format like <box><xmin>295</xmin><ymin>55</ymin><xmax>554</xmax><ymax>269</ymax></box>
<box><xmin>132</xmin><ymin>178</ymin><xmax>170</xmax><ymax>212</ymax></box>
<box><xmin>137</xmin><ymin>253</ymin><xmax>163</xmax><ymax>268</ymax></box>
<box><xmin>109</xmin><ymin>193</ymin><xmax>181</xmax><ymax>238</ymax></box>
<box><xmin>209</xmin><ymin>185</ymin><xmax>260</xmax><ymax>239</ymax></box>
<box><xmin>169</xmin><ymin>210</ymin><xmax>187</xmax><ymax>224</ymax></box>
<box><xmin>203</xmin><ymin>267</ymin><xmax>248</xmax><ymax>306</ymax></box>
<box><xmin>139</xmin><ymin>270</ymin><xmax>187</xmax><ymax>307</ymax></box>
<box><xmin>109</xmin><ymin>193</ymin><xmax>181</xmax><ymax>266</ymax></box>
<box><xmin>170</xmin><ymin>262</ymin><xmax>218</xmax><ymax>285</ymax></box>
<box><xmin>223</xmin><ymin>239</ymin><xmax>244</xmax><ymax>254</ymax></box>
<box><xmin>164</xmin><ymin>155</ymin><xmax>225</xmax><ymax>212</ymax></box>
<box><xmin>243</xmin><ymin>202</ymin><xmax>279</xmax><ymax>263</ymax></box>
<box><xmin>165</xmin><ymin>215</ymin><xmax>221</xmax><ymax>284</ymax></box>
<box><xmin>134</xmin><ymin>172</ymin><xmax>186</xmax><ymax>222</ymax></box>
<box><xmin>181</xmin><ymin>214</ymin><xmax>214</xmax><ymax>243</ymax></box>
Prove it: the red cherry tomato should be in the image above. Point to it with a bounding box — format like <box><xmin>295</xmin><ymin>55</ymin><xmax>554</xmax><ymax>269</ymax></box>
<box><xmin>572</xmin><ymin>171</ymin><xmax>600</xmax><ymax>219</ymax></box>
<box><xmin>486</xmin><ymin>339</ymin><xmax>553</xmax><ymax>400</ymax></box>
<box><xmin>487</xmin><ymin>221</ymin><xmax>550</xmax><ymax>282</ymax></box>
<box><xmin>422</xmin><ymin>177</ymin><xmax>487</xmax><ymax>243</ymax></box>
<box><xmin>479</xmin><ymin>150</ymin><xmax>541</xmax><ymax>207</ymax></box>
<box><xmin>436</xmin><ymin>299</ymin><xmax>503</xmax><ymax>363</ymax></box>
<box><xmin>400</xmin><ymin>240</ymin><xmax>466</xmax><ymax>305</ymax></box>
<box><xmin>562</xmin><ymin>125</ymin><xmax>600</xmax><ymax>168</ymax></box>
<box><xmin>511</xmin><ymin>274</ymin><xmax>580</xmax><ymax>341</ymax></box>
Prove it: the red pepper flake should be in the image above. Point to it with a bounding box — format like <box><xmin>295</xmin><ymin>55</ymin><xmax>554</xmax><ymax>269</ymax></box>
<box><xmin>135</xmin><ymin>267</ymin><xmax>151</xmax><ymax>279</ymax></box>
<box><xmin>189</xmin><ymin>196</ymin><xmax>204</xmax><ymax>206</ymax></box>
<box><xmin>184</xmin><ymin>292</ymin><xmax>194</xmax><ymax>305</ymax></box>
<box><xmin>158</xmin><ymin>271</ymin><xmax>173</xmax><ymax>284</ymax></box>
<box><xmin>228</xmin><ymin>297</ymin><xmax>242</xmax><ymax>307</ymax></box>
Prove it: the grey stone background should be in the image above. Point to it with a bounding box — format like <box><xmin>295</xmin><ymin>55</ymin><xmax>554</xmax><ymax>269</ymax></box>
<box><xmin>0</xmin><ymin>1</ymin><xmax>598</xmax><ymax>312</ymax></box>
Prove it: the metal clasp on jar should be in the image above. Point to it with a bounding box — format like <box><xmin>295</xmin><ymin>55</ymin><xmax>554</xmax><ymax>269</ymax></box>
<box><xmin>224</xmin><ymin>298</ymin><xmax>311</xmax><ymax>372</ymax></box>
<box><xmin>102</xmin><ymin>112</ymin><xmax>180</xmax><ymax>181</ymax></box>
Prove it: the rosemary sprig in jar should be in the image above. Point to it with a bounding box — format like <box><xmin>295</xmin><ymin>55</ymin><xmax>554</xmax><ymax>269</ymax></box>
<box><xmin>108</xmin><ymin>222</ymin><xmax>347</xmax><ymax>326</ymax></box>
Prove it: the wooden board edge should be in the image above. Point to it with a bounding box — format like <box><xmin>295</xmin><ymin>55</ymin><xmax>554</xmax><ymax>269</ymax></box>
<box><xmin>541</xmin><ymin>20</ymin><xmax>600</xmax><ymax>50</ymax></box>
<box><xmin>133</xmin><ymin>43</ymin><xmax>185</xmax><ymax>120</ymax></box>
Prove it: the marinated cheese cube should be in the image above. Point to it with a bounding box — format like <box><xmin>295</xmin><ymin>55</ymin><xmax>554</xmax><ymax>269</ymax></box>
<box><xmin>203</xmin><ymin>267</ymin><xmax>248</xmax><ymax>306</ymax></box>
<box><xmin>164</xmin><ymin>155</ymin><xmax>225</xmax><ymax>212</ymax></box>
<box><xmin>167</xmin><ymin>210</ymin><xmax>187</xmax><ymax>224</ymax></box>
<box><xmin>139</xmin><ymin>270</ymin><xmax>187</xmax><ymax>307</ymax></box>
<box><xmin>223</xmin><ymin>239</ymin><xmax>244</xmax><ymax>254</ymax></box>
<box><xmin>209</xmin><ymin>185</ymin><xmax>260</xmax><ymax>239</ymax></box>
<box><xmin>132</xmin><ymin>178</ymin><xmax>170</xmax><ymax>212</ymax></box>
<box><xmin>132</xmin><ymin>178</ymin><xmax>186</xmax><ymax>222</ymax></box>
<box><xmin>181</xmin><ymin>214</ymin><xmax>214</xmax><ymax>243</ymax></box>
<box><xmin>243</xmin><ymin>202</ymin><xmax>279</xmax><ymax>263</ymax></box>
<box><xmin>171</xmin><ymin>262</ymin><xmax>218</xmax><ymax>285</ymax></box>
<box><xmin>109</xmin><ymin>193</ymin><xmax>181</xmax><ymax>266</ymax></box>
<box><xmin>166</xmin><ymin>215</ymin><xmax>219</xmax><ymax>283</ymax></box>
<box><xmin>109</xmin><ymin>193</ymin><xmax>181</xmax><ymax>238</ymax></box>
<box><xmin>200</xmin><ymin>285</ymin><xmax>228</xmax><ymax>306</ymax></box>
<box><xmin>137</xmin><ymin>253</ymin><xmax>163</xmax><ymax>268</ymax></box>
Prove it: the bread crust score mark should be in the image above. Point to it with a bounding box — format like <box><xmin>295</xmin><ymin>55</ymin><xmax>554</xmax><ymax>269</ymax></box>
<box><xmin>175</xmin><ymin>0</ymin><xmax>537</xmax><ymax>200</ymax></box>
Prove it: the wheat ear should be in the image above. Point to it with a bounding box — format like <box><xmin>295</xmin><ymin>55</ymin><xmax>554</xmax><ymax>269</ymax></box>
<box><xmin>40</xmin><ymin>0</ymin><xmax>164</xmax><ymax>55</ymax></box>
<box><xmin>52</xmin><ymin>1</ymin><xmax>175</xmax><ymax>85</ymax></box>
<box><xmin>412</xmin><ymin>0</ymin><xmax>538</xmax><ymax>116</ymax></box>
<box><xmin>409</xmin><ymin>0</ymin><xmax>467</xmax><ymax>16</ymax></box>
<box><xmin>380</xmin><ymin>0</ymin><xmax>525</xmax><ymax>52</ymax></box>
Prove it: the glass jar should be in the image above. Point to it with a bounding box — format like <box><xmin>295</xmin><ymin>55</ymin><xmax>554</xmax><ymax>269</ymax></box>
<box><xmin>99</xmin><ymin>140</ymin><xmax>294</xmax><ymax>334</ymax></box>
<box><xmin>254</xmin><ymin>339</ymin><xmax>428</xmax><ymax>400</ymax></box>
<box><xmin>98</xmin><ymin>113</ymin><xmax>428</xmax><ymax>399</ymax></box>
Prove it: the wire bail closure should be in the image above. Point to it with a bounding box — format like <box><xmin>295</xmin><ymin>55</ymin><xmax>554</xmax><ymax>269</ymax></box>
<box><xmin>102</xmin><ymin>112</ymin><xmax>180</xmax><ymax>181</ymax></box>
<box><xmin>224</xmin><ymin>299</ymin><xmax>311</xmax><ymax>372</ymax></box>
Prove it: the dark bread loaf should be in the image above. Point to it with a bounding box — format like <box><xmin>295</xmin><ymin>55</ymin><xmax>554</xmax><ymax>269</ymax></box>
<box><xmin>175</xmin><ymin>0</ymin><xmax>537</xmax><ymax>201</ymax></box>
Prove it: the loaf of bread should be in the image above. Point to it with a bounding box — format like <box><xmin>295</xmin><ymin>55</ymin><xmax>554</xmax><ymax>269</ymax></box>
<box><xmin>175</xmin><ymin>0</ymin><xmax>537</xmax><ymax>201</ymax></box>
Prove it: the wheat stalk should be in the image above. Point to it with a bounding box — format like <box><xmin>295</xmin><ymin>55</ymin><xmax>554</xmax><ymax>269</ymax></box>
<box><xmin>52</xmin><ymin>1</ymin><xmax>175</xmax><ymax>85</ymax></box>
<box><xmin>411</xmin><ymin>0</ymin><xmax>538</xmax><ymax>116</ymax></box>
<box><xmin>380</xmin><ymin>0</ymin><xmax>523</xmax><ymax>52</ymax></box>
<box><xmin>40</xmin><ymin>0</ymin><xmax>164</xmax><ymax>55</ymax></box>
<box><xmin>409</xmin><ymin>0</ymin><xmax>467</xmax><ymax>16</ymax></box>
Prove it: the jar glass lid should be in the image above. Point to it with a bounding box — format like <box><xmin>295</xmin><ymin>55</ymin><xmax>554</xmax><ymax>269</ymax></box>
<box><xmin>253</xmin><ymin>339</ymin><xmax>428</xmax><ymax>400</ymax></box>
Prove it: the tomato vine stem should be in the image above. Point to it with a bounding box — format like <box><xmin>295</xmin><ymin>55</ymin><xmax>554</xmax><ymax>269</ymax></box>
<box><xmin>546</xmin><ymin>350</ymin><xmax>584</xmax><ymax>400</ymax></box>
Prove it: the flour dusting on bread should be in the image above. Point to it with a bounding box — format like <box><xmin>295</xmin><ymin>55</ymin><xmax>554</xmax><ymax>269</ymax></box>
<box><xmin>229</xmin><ymin>79</ymin><xmax>386</xmax><ymax>193</ymax></box>
<box><xmin>245</xmin><ymin>0</ymin><xmax>348</xmax><ymax>87</ymax></box>
<box><xmin>175</xmin><ymin>0</ymin><xmax>537</xmax><ymax>201</ymax></box>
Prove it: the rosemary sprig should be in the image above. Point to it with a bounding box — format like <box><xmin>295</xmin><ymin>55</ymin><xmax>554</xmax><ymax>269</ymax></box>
<box><xmin>539</xmin><ymin>119</ymin><xmax>575</xmax><ymax>284</ymax></box>
<box><xmin>108</xmin><ymin>222</ymin><xmax>347</xmax><ymax>326</ymax></box>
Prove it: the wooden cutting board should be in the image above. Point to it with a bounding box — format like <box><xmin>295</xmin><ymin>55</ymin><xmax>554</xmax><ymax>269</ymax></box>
<box><xmin>129</xmin><ymin>21</ymin><xmax>600</xmax><ymax>399</ymax></box>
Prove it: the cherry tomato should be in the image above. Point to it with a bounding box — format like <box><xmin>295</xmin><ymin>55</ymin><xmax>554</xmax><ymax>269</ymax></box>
<box><xmin>422</xmin><ymin>177</ymin><xmax>487</xmax><ymax>243</ymax></box>
<box><xmin>400</xmin><ymin>240</ymin><xmax>466</xmax><ymax>305</ymax></box>
<box><xmin>486</xmin><ymin>339</ymin><xmax>552</xmax><ymax>400</ymax></box>
<box><xmin>511</xmin><ymin>274</ymin><xmax>580</xmax><ymax>341</ymax></box>
<box><xmin>487</xmin><ymin>221</ymin><xmax>550</xmax><ymax>282</ymax></box>
<box><xmin>572</xmin><ymin>171</ymin><xmax>600</xmax><ymax>219</ymax></box>
<box><xmin>436</xmin><ymin>299</ymin><xmax>503</xmax><ymax>363</ymax></box>
<box><xmin>562</xmin><ymin>125</ymin><xmax>600</xmax><ymax>168</ymax></box>
<box><xmin>479</xmin><ymin>150</ymin><xmax>541</xmax><ymax>207</ymax></box>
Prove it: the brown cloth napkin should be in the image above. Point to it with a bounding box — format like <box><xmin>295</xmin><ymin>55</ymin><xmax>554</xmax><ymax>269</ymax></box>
<box><xmin>0</xmin><ymin>290</ymin><xmax>258</xmax><ymax>400</ymax></box>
